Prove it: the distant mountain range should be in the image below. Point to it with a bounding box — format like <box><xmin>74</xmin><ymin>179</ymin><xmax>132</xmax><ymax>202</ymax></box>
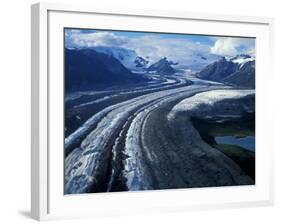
<box><xmin>65</xmin><ymin>46</ymin><xmax>255</xmax><ymax>91</ymax></box>
<box><xmin>93</xmin><ymin>46</ymin><xmax>221</xmax><ymax>73</ymax></box>
<box><xmin>197</xmin><ymin>55</ymin><xmax>255</xmax><ymax>88</ymax></box>
<box><xmin>65</xmin><ymin>48</ymin><xmax>148</xmax><ymax>92</ymax></box>
<box><xmin>92</xmin><ymin>47</ymin><xmax>178</xmax><ymax>75</ymax></box>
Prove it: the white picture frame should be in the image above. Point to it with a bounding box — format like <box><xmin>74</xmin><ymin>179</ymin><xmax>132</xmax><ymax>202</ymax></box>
<box><xmin>31</xmin><ymin>2</ymin><xmax>274</xmax><ymax>221</ymax></box>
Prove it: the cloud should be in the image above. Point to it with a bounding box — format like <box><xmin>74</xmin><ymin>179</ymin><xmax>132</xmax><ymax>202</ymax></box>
<box><xmin>211</xmin><ymin>37</ymin><xmax>255</xmax><ymax>56</ymax></box>
<box><xmin>124</xmin><ymin>34</ymin><xmax>216</xmax><ymax>66</ymax></box>
<box><xmin>65</xmin><ymin>29</ymin><xmax>255</xmax><ymax>70</ymax></box>
<box><xmin>247</xmin><ymin>47</ymin><xmax>255</xmax><ymax>56</ymax></box>
<box><xmin>65</xmin><ymin>29</ymin><xmax>217</xmax><ymax>69</ymax></box>
<box><xmin>65</xmin><ymin>30</ymin><xmax>128</xmax><ymax>48</ymax></box>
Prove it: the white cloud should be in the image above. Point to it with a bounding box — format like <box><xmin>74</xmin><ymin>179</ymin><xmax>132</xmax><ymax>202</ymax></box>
<box><xmin>211</xmin><ymin>38</ymin><xmax>237</xmax><ymax>56</ymax></box>
<box><xmin>65</xmin><ymin>29</ymin><xmax>255</xmax><ymax>70</ymax></box>
<box><xmin>247</xmin><ymin>48</ymin><xmax>255</xmax><ymax>56</ymax></box>
<box><xmin>65</xmin><ymin>30</ymin><xmax>218</xmax><ymax>70</ymax></box>
<box><xmin>65</xmin><ymin>30</ymin><xmax>127</xmax><ymax>48</ymax></box>
<box><xmin>211</xmin><ymin>37</ymin><xmax>255</xmax><ymax>56</ymax></box>
<box><xmin>124</xmin><ymin>34</ymin><xmax>218</xmax><ymax>69</ymax></box>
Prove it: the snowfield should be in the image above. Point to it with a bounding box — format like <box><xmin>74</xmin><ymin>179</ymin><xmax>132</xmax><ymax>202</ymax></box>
<box><xmin>168</xmin><ymin>89</ymin><xmax>255</xmax><ymax>120</ymax></box>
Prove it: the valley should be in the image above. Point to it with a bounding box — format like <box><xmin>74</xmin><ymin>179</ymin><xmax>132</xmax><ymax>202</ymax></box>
<box><xmin>64</xmin><ymin>72</ymin><xmax>255</xmax><ymax>194</ymax></box>
<box><xmin>64</xmin><ymin>32</ymin><xmax>256</xmax><ymax>194</ymax></box>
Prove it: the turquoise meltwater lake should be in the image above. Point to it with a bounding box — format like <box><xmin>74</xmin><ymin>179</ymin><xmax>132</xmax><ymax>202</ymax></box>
<box><xmin>215</xmin><ymin>136</ymin><xmax>255</xmax><ymax>152</ymax></box>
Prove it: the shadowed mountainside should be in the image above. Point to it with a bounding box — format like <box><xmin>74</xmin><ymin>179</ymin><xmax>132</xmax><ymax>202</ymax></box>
<box><xmin>65</xmin><ymin>48</ymin><xmax>148</xmax><ymax>92</ymax></box>
<box><xmin>223</xmin><ymin>61</ymin><xmax>255</xmax><ymax>88</ymax></box>
<box><xmin>197</xmin><ymin>56</ymin><xmax>255</xmax><ymax>88</ymax></box>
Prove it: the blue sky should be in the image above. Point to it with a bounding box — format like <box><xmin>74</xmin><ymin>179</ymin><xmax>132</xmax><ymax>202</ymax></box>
<box><xmin>65</xmin><ymin>28</ymin><xmax>255</xmax><ymax>65</ymax></box>
<box><xmin>67</xmin><ymin>28</ymin><xmax>213</xmax><ymax>42</ymax></box>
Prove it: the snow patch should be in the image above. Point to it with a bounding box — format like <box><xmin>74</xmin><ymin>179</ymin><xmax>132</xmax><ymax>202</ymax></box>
<box><xmin>232</xmin><ymin>57</ymin><xmax>254</xmax><ymax>68</ymax></box>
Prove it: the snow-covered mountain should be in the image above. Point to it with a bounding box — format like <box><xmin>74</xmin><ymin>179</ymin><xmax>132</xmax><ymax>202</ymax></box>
<box><xmin>171</xmin><ymin>53</ymin><xmax>222</xmax><ymax>72</ymax></box>
<box><xmin>134</xmin><ymin>56</ymin><xmax>149</xmax><ymax>68</ymax></box>
<box><xmin>89</xmin><ymin>46</ymin><xmax>255</xmax><ymax>82</ymax></box>
<box><xmin>229</xmin><ymin>54</ymin><xmax>255</xmax><ymax>68</ymax></box>
<box><xmin>94</xmin><ymin>46</ymin><xmax>149</xmax><ymax>72</ymax></box>
<box><xmin>223</xmin><ymin>60</ymin><xmax>255</xmax><ymax>88</ymax></box>
<box><xmin>93</xmin><ymin>46</ymin><xmax>222</xmax><ymax>73</ymax></box>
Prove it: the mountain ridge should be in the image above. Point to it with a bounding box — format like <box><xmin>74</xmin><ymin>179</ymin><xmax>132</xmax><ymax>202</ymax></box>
<box><xmin>196</xmin><ymin>55</ymin><xmax>255</xmax><ymax>88</ymax></box>
<box><xmin>147</xmin><ymin>57</ymin><xmax>176</xmax><ymax>75</ymax></box>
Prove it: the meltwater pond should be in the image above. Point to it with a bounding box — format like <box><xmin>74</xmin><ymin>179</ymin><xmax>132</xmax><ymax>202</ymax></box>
<box><xmin>215</xmin><ymin>136</ymin><xmax>255</xmax><ymax>152</ymax></box>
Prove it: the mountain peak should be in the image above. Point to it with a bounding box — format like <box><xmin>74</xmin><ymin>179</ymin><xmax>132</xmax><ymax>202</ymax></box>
<box><xmin>134</xmin><ymin>56</ymin><xmax>149</xmax><ymax>68</ymax></box>
<box><xmin>231</xmin><ymin>54</ymin><xmax>251</xmax><ymax>60</ymax></box>
<box><xmin>147</xmin><ymin>57</ymin><xmax>176</xmax><ymax>75</ymax></box>
<box><xmin>197</xmin><ymin>54</ymin><xmax>255</xmax><ymax>88</ymax></box>
<box><xmin>230</xmin><ymin>54</ymin><xmax>255</xmax><ymax>68</ymax></box>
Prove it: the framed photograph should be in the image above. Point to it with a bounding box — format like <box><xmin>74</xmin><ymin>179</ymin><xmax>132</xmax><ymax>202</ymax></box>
<box><xmin>31</xmin><ymin>2</ymin><xmax>274</xmax><ymax>221</ymax></box>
